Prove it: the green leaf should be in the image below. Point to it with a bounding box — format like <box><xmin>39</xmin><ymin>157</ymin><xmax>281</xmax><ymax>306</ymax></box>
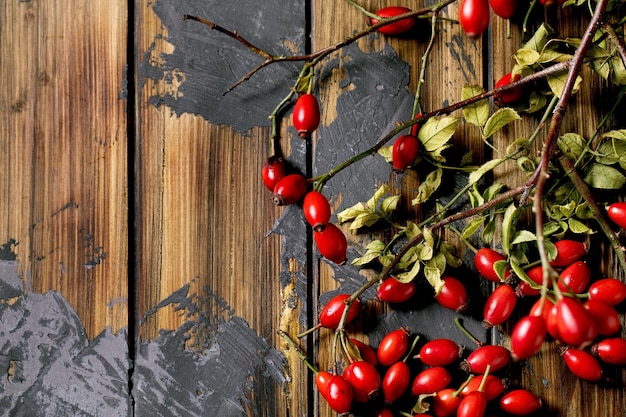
<box><xmin>523</xmin><ymin>23</ymin><xmax>552</xmax><ymax>52</ymax></box>
<box><xmin>546</xmin><ymin>72</ymin><xmax>583</xmax><ymax>98</ymax></box>
<box><xmin>514</xmin><ymin>48</ymin><xmax>541</xmax><ymax>66</ymax></box>
<box><xmin>568</xmin><ymin>218</ymin><xmax>593</xmax><ymax>234</ymax></box>
<box><xmin>538</xmin><ymin>48</ymin><xmax>572</xmax><ymax>64</ymax></box>
<box><xmin>404</xmin><ymin>221</ymin><xmax>421</xmax><ymax>240</ymax></box>
<box><xmin>367</xmin><ymin>184</ymin><xmax>390</xmax><ymax>209</ymax></box>
<box><xmin>482</xmin><ymin>218</ymin><xmax>496</xmax><ymax>244</ymax></box>
<box><xmin>584</xmin><ymin>163</ymin><xmax>626</xmax><ymax>189</ymax></box>
<box><xmin>501</xmin><ymin>203</ymin><xmax>518</xmax><ymax>255</ymax></box>
<box><xmin>483</xmin><ymin>108</ymin><xmax>521</xmax><ymax>138</ymax></box>
<box><xmin>337</xmin><ymin>202</ymin><xmax>368</xmax><ymax>223</ymax></box>
<box><xmin>525</xmin><ymin>90</ymin><xmax>548</xmax><ymax>114</ymax></box>
<box><xmin>461</xmin><ymin>217</ymin><xmax>485</xmax><ymax>240</ymax></box>
<box><xmin>468</xmin><ymin>158</ymin><xmax>505</xmax><ymax>185</ymax></box>
<box><xmin>494</xmin><ymin>260</ymin><xmax>510</xmax><ymax>280</ymax></box>
<box><xmin>440</xmin><ymin>242</ymin><xmax>463</xmax><ymax>269</ymax></box>
<box><xmin>511</xmin><ymin>230</ymin><xmax>537</xmax><ymax>245</ymax></box>
<box><xmin>558</xmin><ymin>133</ymin><xmax>586</xmax><ymax>162</ymax></box>
<box><xmin>610</xmin><ymin>55</ymin><xmax>626</xmax><ymax>85</ymax></box>
<box><xmin>596</xmin><ymin>133</ymin><xmax>626</xmax><ymax>169</ymax></box>
<box><xmin>483</xmin><ymin>182</ymin><xmax>505</xmax><ymax>202</ymax></box>
<box><xmin>412</xmin><ymin>168</ymin><xmax>443</xmax><ymax>205</ymax></box>
<box><xmin>395</xmin><ymin>260</ymin><xmax>422</xmax><ymax>283</ymax></box>
<box><xmin>381</xmin><ymin>195</ymin><xmax>400</xmax><ymax>214</ymax></box>
<box><xmin>417</xmin><ymin>116</ymin><xmax>459</xmax><ymax>152</ymax></box>
<box><xmin>424</xmin><ymin>253</ymin><xmax>446</xmax><ymax>294</ymax></box>
<box><xmin>462</xmin><ymin>85</ymin><xmax>490</xmax><ymax>128</ymax></box>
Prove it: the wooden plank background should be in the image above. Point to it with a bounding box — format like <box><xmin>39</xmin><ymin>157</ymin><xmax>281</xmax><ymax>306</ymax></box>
<box><xmin>1</xmin><ymin>0</ymin><xmax>624</xmax><ymax>416</ymax></box>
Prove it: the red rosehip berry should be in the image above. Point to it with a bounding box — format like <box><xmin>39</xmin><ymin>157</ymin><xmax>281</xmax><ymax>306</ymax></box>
<box><xmin>591</xmin><ymin>337</ymin><xmax>626</xmax><ymax>366</ymax></box>
<box><xmin>474</xmin><ymin>247</ymin><xmax>509</xmax><ymax>282</ymax></box>
<box><xmin>587</xmin><ymin>277</ymin><xmax>626</xmax><ymax>305</ymax></box>
<box><xmin>435</xmin><ymin>276</ymin><xmax>469</xmax><ymax>313</ymax></box>
<box><xmin>561</xmin><ymin>347</ymin><xmax>603</xmax><ymax>382</ymax></box>
<box><xmin>273</xmin><ymin>173</ymin><xmax>308</xmax><ymax>206</ymax></box>
<box><xmin>607</xmin><ymin>202</ymin><xmax>626</xmax><ymax>229</ymax></box>
<box><xmin>370</xmin><ymin>6</ymin><xmax>417</xmax><ymax>35</ymax></box>
<box><xmin>262</xmin><ymin>155</ymin><xmax>287</xmax><ymax>191</ymax></box>
<box><xmin>382</xmin><ymin>361</ymin><xmax>411</xmax><ymax>403</ymax></box>
<box><xmin>314</xmin><ymin>223</ymin><xmax>348</xmax><ymax>265</ymax></box>
<box><xmin>494</xmin><ymin>72</ymin><xmax>523</xmax><ymax>106</ymax></box>
<box><xmin>377</xmin><ymin>328</ymin><xmax>410</xmax><ymax>367</ymax></box>
<box><xmin>318</xmin><ymin>293</ymin><xmax>360</xmax><ymax>330</ymax></box>
<box><xmin>489</xmin><ymin>0</ymin><xmax>517</xmax><ymax>19</ymax></box>
<box><xmin>418</xmin><ymin>338</ymin><xmax>463</xmax><ymax>367</ymax></box>
<box><xmin>392</xmin><ymin>134</ymin><xmax>420</xmax><ymax>171</ymax></box>
<box><xmin>499</xmin><ymin>389</ymin><xmax>542</xmax><ymax>415</ymax></box>
<box><xmin>303</xmin><ymin>190</ymin><xmax>331</xmax><ymax>232</ymax></box>
<box><xmin>376</xmin><ymin>277</ymin><xmax>417</xmax><ymax>304</ymax></box>
<box><xmin>292</xmin><ymin>93</ymin><xmax>320</xmax><ymax>138</ymax></box>
<box><xmin>511</xmin><ymin>314</ymin><xmax>547</xmax><ymax>361</ymax></box>
<box><xmin>550</xmin><ymin>239</ymin><xmax>587</xmax><ymax>267</ymax></box>
<box><xmin>459</xmin><ymin>0</ymin><xmax>490</xmax><ymax>38</ymax></box>
<box><xmin>482</xmin><ymin>284</ymin><xmax>517</xmax><ymax>328</ymax></box>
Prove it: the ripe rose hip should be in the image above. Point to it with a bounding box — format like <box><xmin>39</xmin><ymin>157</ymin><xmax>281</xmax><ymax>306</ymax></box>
<box><xmin>591</xmin><ymin>337</ymin><xmax>626</xmax><ymax>366</ymax></box>
<box><xmin>370</xmin><ymin>6</ymin><xmax>416</xmax><ymax>35</ymax></box>
<box><xmin>461</xmin><ymin>374</ymin><xmax>506</xmax><ymax>401</ymax></box>
<box><xmin>392</xmin><ymin>134</ymin><xmax>420</xmax><ymax>171</ymax></box>
<box><xmin>550</xmin><ymin>239</ymin><xmax>587</xmax><ymax>267</ymax></box>
<box><xmin>557</xmin><ymin>261</ymin><xmax>591</xmax><ymax>294</ymax></box>
<box><xmin>474</xmin><ymin>247</ymin><xmax>509</xmax><ymax>282</ymax></box>
<box><xmin>273</xmin><ymin>173</ymin><xmax>308</xmax><ymax>206</ymax></box>
<box><xmin>410</xmin><ymin>366</ymin><xmax>453</xmax><ymax>396</ymax></box>
<box><xmin>499</xmin><ymin>389</ymin><xmax>542</xmax><ymax>415</ymax></box>
<box><xmin>459</xmin><ymin>0</ymin><xmax>490</xmax><ymax>38</ymax></box>
<box><xmin>377</xmin><ymin>328</ymin><xmax>410</xmax><ymax>366</ymax></box>
<box><xmin>418</xmin><ymin>338</ymin><xmax>463</xmax><ymax>367</ymax></box>
<box><xmin>482</xmin><ymin>284</ymin><xmax>517</xmax><ymax>328</ymax></box>
<box><xmin>607</xmin><ymin>202</ymin><xmax>626</xmax><ymax>229</ymax></box>
<box><xmin>433</xmin><ymin>387</ymin><xmax>462</xmax><ymax>417</ymax></box>
<box><xmin>587</xmin><ymin>277</ymin><xmax>626</xmax><ymax>305</ymax></box>
<box><xmin>292</xmin><ymin>93</ymin><xmax>320</xmax><ymax>138</ymax></box>
<box><xmin>561</xmin><ymin>347</ymin><xmax>603</xmax><ymax>382</ymax></box>
<box><xmin>314</xmin><ymin>223</ymin><xmax>348</xmax><ymax>265</ymax></box>
<box><xmin>457</xmin><ymin>390</ymin><xmax>488</xmax><ymax>417</ymax></box>
<box><xmin>315</xmin><ymin>371</ymin><xmax>333</xmax><ymax>398</ymax></box>
<box><xmin>376</xmin><ymin>277</ymin><xmax>417</xmax><ymax>304</ymax></box>
<box><xmin>303</xmin><ymin>190</ymin><xmax>331</xmax><ymax>232</ymax></box>
<box><xmin>262</xmin><ymin>155</ymin><xmax>287</xmax><ymax>191</ymax></box>
<box><xmin>554</xmin><ymin>296</ymin><xmax>597</xmax><ymax>348</ymax></box>
<box><xmin>489</xmin><ymin>0</ymin><xmax>517</xmax><ymax>19</ymax></box>
<box><xmin>583</xmin><ymin>299</ymin><xmax>621</xmax><ymax>336</ymax></box>
<box><xmin>382</xmin><ymin>361</ymin><xmax>411</xmax><ymax>403</ymax></box>
<box><xmin>461</xmin><ymin>345</ymin><xmax>511</xmax><ymax>374</ymax></box>
<box><xmin>319</xmin><ymin>293</ymin><xmax>360</xmax><ymax>330</ymax></box>
<box><xmin>435</xmin><ymin>276</ymin><xmax>469</xmax><ymax>313</ymax></box>
<box><xmin>511</xmin><ymin>314</ymin><xmax>546</xmax><ymax>360</ymax></box>
<box><xmin>494</xmin><ymin>72</ymin><xmax>523</xmax><ymax>106</ymax></box>
<box><xmin>322</xmin><ymin>374</ymin><xmax>354</xmax><ymax>415</ymax></box>
<box><xmin>343</xmin><ymin>360</ymin><xmax>381</xmax><ymax>403</ymax></box>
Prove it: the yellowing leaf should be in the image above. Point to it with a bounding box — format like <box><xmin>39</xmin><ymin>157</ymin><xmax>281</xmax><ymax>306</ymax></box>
<box><xmin>381</xmin><ymin>195</ymin><xmax>400</xmax><ymax>214</ymax></box>
<box><xmin>523</xmin><ymin>23</ymin><xmax>552</xmax><ymax>51</ymax></box>
<box><xmin>483</xmin><ymin>108</ymin><xmax>521</xmax><ymax>138</ymax></box>
<box><xmin>462</xmin><ymin>85</ymin><xmax>489</xmax><ymax>128</ymax></box>
<box><xmin>558</xmin><ymin>133</ymin><xmax>586</xmax><ymax>162</ymax></box>
<box><xmin>424</xmin><ymin>253</ymin><xmax>446</xmax><ymax>294</ymax></box>
<box><xmin>412</xmin><ymin>168</ymin><xmax>443</xmax><ymax>205</ymax></box>
<box><xmin>378</xmin><ymin>145</ymin><xmax>393</xmax><ymax>163</ymax></box>
<box><xmin>417</xmin><ymin>116</ymin><xmax>459</xmax><ymax>152</ymax></box>
<box><xmin>514</xmin><ymin>48</ymin><xmax>541</xmax><ymax>66</ymax></box>
<box><xmin>367</xmin><ymin>184</ymin><xmax>390</xmax><ymax>209</ymax></box>
<box><xmin>337</xmin><ymin>202</ymin><xmax>368</xmax><ymax>223</ymax></box>
<box><xmin>546</xmin><ymin>72</ymin><xmax>583</xmax><ymax>98</ymax></box>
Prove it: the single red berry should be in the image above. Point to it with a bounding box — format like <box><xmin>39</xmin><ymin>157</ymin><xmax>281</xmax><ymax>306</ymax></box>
<box><xmin>348</xmin><ymin>338</ymin><xmax>378</xmax><ymax>366</ymax></box>
<box><xmin>511</xmin><ymin>314</ymin><xmax>547</xmax><ymax>361</ymax></box>
<box><xmin>382</xmin><ymin>361</ymin><xmax>411</xmax><ymax>403</ymax></box>
<box><xmin>461</xmin><ymin>345</ymin><xmax>511</xmax><ymax>374</ymax></box>
<box><xmin>432</xmin><ymin>387</ymin><xmax>462</xmax><ymax>417</ymax></box>
<box><xmin>554</xmin><ymin>296</ymin><xmax>597</xmax><ymax>348</ymax></box>
<box><xmin>435</xmin><ymin>276</ymin><xmax>469</xmax><ymax>313</ymax></box>
<box><xmin>489</xmin><ymin>0</ymin><xmax>517</xmax><ymax>19</ymax></box>
<box><xmin>322</xmin><ymin>374</ymin><xmax>354</xmax><ymax>415</ymax></box>
<box><xmin>273</xmin><ymin>173</ymin><xmax>308</xmax><ymax>206</ymax></box>
<box><xmin>550</xmin><ymin>239</ymin><xmax>587</xmax><ymax>267</ymax></box>
<box><xmin>410</xmin><ymin>112</ymin><xmax>422</xmax><ymax>136</ymax></box>
<box><xmin>374</xmin><ymin>409</ymin><xmax>394</xmax><ymax>417</ymax></box>
<box><xmin>411</xmin><ymin>366</ymin><xmax>452</xmax><ymax>396</ymax></box>
<box><xmin>459</xmin><ymin>0</ymin><xmax>490</xmax><ymax>38</ymax></box>
<box><xmin>561</xmin><ymin>347</ymin><xmax>603</xmax><ymax>382</ymax></box>
<box><xmin>457</xmin><ymin>390</ymin><xmax>488</xmax><ymax>417</ymax></box>
<box><xmin>499</xmin><ymin>389</ymin><xmax>542</xmax><ymax>415</ymax></box>
<box><xmin>315</xmin><ymin>371</ymin><xmax>333</xmax><ymax>397</ymax></box>
<box><xmin>523</xmin><ymin>264</ymin><xmax>547</xmax><ymax>292</ymax></box>
<box><xmin>583</xmin><ymin>299</ymin><xmax>621</xmax><ymax>336</ymax></box>
<box><xmin>545</xmin><ymin>301</ymin><xmax>561</xmax><ymax>341</ymax></box>
<box><xmin>343</xmin><ymin>360</ymin><xmax>381</xmax><ymax>403</ymax></box>
<box><xmin>494</xmin><ymin>72</ymin><xmax>523</xmax><ymax>106</ymax></box>
<box><xmin>377</xmin><ymin>277</ymin><xmax>417</xmax><ymax>304</ymax></box>
<box><xmin>303</xmin><ymin>190</ymin><xmax>332</xmax><ymax>232</ymax></box>
<box><xmin>557</xmin><ymin>261</ymin><xmax>591</xmax><ymax>294</ymax></box>
<box><xmin>292</xmin><ymin>93</ymin><xmax>320</xmax><ymax>138</ymax></box>
<box><xmin>314</xmin><ymin>223</ymin><xmax>348</xmax><ymax>265</ymax></box>
<box><xmin>377</xmin><ymin>328</ymin><xmax>410</xmax><ymax>367</ymax></box>
<box><xmin>516</xmin><ymin>280</ymin><xmax>540</xmax><ymax>297</ymax></box>
<box><xmin>607</xmin><ymin>202</ymin><xmax>626</xmax><ymax>229</ymax></box>
<box><xmin>370</xmin><ymin>6</ymin><xmax>417</xmax><ymax>35</ymax></box>
<box><xmin>392</xmin><ymin>134</ymin><xmax>420</xmax><ymax>171</ymax></box>
<box><xmin>483</xmin><ymin>284</ymin><xmax>517</xmax><ymax>328</ymax></box>
<box><xmin>461</xmin><ymin>375</ymin><xmax>506</xmax><ymax>401</ymax></box>
<box><xmin>474</xmin><ymin>248</ymin><xmax>509</xmax><ymax>282</ymax></box>
<box><xmin>418</xmin><ymin>338</ymin><xmax>463</xmax><ymax>367</ymax></box>
<box><xmin>591</xmin><ymin>337</ymin><xmax>626</xmax><ymax>366</ymax></box>
<box><xmin>262</xmin><ymin>155</ymin><xmax>287</xmax><ymax>191</ymax></box>
<box><xmin>588</xmin><ymin>277</ymin><xmax>626</xmax><ymax>305</ymax></box>
<box><xmin>319</xmin><ymin>293</ymin><xmax>360</xmax><ymax>330</ymax></box>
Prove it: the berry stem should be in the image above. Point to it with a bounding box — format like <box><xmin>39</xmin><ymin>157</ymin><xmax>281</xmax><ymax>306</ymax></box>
<box><xmin>454</xmin><ymin>317</ymin><xmax>484</xmax><ymax>347</ymax></box>
<box><xmin>279</xmin><ymin>330</ymin><xmax>320</xmax><ymax>374</ymax></box>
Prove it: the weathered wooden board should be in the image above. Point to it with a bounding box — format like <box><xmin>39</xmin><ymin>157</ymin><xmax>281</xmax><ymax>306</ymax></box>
<box><xmin>1</xmin><ymin>0</ymin><xmax>625</xmax><ymax>416</ymax></box>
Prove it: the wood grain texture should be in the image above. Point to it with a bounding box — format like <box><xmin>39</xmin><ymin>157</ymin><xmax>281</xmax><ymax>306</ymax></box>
<box><xmin>0</xmin><ymin>0</ymin><xmax>129</xmax><ymax>338</ymax></box>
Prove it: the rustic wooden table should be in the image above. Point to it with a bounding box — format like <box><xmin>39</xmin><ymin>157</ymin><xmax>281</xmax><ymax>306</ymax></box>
<box><xmin>1</xmin><ymin>0</ymin><xmax>624</xmax><ymax>416</ymax></box>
